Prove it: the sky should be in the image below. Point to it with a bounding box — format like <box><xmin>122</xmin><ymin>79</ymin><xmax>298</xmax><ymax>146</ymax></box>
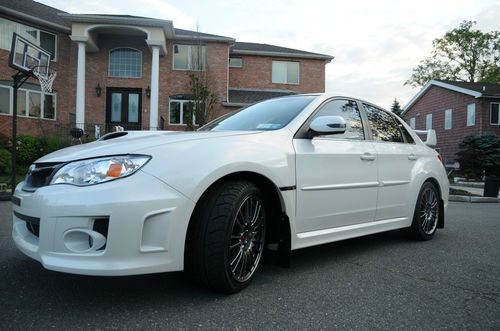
<box><xmin>39</xmin><ymin>0</ymin><xmax>500</xmax><ymax>109</ymax></box>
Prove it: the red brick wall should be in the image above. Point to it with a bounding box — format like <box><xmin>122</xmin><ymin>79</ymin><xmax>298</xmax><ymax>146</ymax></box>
<box><xmin>403</xmin><ymin>85</ymin><xmax>500</xmax><ymax>163</ymax></box>
<box><xmin>229</xmin><ymin>55</ymin><xmax>326</xmax><ymax>93</ymax></box>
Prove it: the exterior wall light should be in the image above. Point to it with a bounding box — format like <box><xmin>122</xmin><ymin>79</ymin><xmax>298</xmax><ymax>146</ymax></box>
<box><xmin>146</xmin><ymin>86</ymin><xmax>151</xmax><ymax>99</ymax></box>
<box><xmin>95</xmin><ymin>83</ymin><xmax>102</xmax><ymax>97</ymax></box>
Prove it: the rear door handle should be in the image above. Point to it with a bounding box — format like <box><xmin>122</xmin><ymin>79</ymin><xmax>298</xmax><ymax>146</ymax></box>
<box><xmin>360</xmin><ymin>152</ymin><xmax>376</xmax><ymax>161</ymax></box>
<box><xmin>408</xmin><ymin>153</ymin><xmax>417</xmax><ymax>161</ymax></box>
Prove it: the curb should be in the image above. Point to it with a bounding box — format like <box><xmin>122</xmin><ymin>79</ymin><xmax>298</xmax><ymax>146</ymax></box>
<box><xmin>449</xmin><ymin>195</ymin><xmax>500</xmax><ymax>203</ymax></box>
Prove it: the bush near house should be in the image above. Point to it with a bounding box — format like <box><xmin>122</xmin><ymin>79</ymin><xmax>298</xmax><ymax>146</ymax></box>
<box><xmin>0</xmin><ymin>148</ymin><xmax>11</xmax><ymax>175</ymax></box>
<box><xmin>456</xmin><ymin>134</ymin><xmax>500</xmax><ymax>179</ymax></box>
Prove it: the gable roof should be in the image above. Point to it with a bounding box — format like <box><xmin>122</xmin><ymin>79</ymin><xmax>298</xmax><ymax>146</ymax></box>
<box><xmin>0</xmin><ymin>0</ymin><xmax>70</xmax><ymax>32</ymax></box>
<box><xmin>231</xmin><ymin>42</ymin><xmax>334</xmax><ymax>61</ymax></box>
<box><xmin>402</xmin><ymin>79</ymin><xmax>500</xmax><ymax>116</ymax></box>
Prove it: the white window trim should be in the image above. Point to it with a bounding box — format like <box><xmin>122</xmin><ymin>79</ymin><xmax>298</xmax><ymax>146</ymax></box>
<box><xmin>467</xmin><ymin>103</ymin><xmax>475</xmax><ymax>126</ymax></box>
<box><xmin>108</xmin><ymin>47</ymin><xmax>143</xmax><ymax>78</ymax></box>
<box><xmin>0</xmin><ymin>84</ymin><xmax>57</xmax><ymax>121</ymax></box>
<box><xmin>40</xmin><ymin>30</ymin><xmax>58</xmax><ymax>62</ymax></box>
<box><xmin>168</xmin><ymin>99</ymin><xmax>197</xmax><ymax>125</ymax></box>
<box><xmin>409</xmin><ymin>117</ymin><xmax>416</xmax><ymax>129</ymax></box>
<box><xmin>444</xmin><ymin>109</ymin><xmax>452</xmax><ymax>130</ymax></box>
<box><xmin>426</xmin><ymin>113</ymin><xmax>432</xmax><ymax>130</ymax></box>
<box><xmin>272</xmin><ymin>60</ymin><xmax>300</xmax><ymax>85</ymax></box>
<box><xmin>172</xmin><ymin>44</ymin><xmax>206</xmax><ymax>71</ymax></box>
<box><xmin>491</xmin><ymin>102</ymin><xmax>500</xmax><ymax>125</ymax></box>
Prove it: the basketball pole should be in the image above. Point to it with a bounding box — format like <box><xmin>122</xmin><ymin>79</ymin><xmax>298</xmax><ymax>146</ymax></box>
<box><xmin>11</xmin><ymin>71</ymin><xmax>31</xmax><ymax>196</ymax></box>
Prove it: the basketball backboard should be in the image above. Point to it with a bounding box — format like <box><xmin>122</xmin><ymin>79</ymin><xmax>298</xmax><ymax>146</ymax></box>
<box><xmin>8</xmin><ymin>33</ymin><xmax>51</xmax><ymax>76</ymax></box>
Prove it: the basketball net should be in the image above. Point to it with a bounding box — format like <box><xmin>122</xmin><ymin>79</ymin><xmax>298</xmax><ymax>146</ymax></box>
<box><xmin>32</xmin><ymin>66</ymin><xmax>57</xmax><ymax>93</ymax></box>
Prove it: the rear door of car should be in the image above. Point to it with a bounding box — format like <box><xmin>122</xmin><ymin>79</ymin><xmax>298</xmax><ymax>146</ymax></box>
<box><xmin>293</xmin><ymin>98</ymin><xmax>378</xmax><ymax>233</ymax></box>
<box><xmin>362</xmin><ymin>103</ymin><xmax>418</xmax><ymax>220</ymax></box>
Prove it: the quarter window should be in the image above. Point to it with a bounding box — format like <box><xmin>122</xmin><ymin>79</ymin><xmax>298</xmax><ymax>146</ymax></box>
<box><xmin>272</xmin><ymin>61</ymin><xmax>299</xmax><ymax>84</ymax></box>
<box><xmin>312</xmin><ymin>99</ymin><xmax>364</xmax><ymax>139</ymax></box>
<box><xmin>173</xmin><ymin>44</ymin><xmax>206</xmax><ymax>70</ymax></box>
<box><xmin>363</xmin><ymin>104</ymin><xmax>403</xmax><ymax>143</ymax></box>
<box><xmin>491</xmin><ymin>103</ymin><xmax>500</xmax><ymax>125</ymax></box>
<box><xmin>169</xmin><ymin>99</ymin><xmax>196</xmax><ymax>125</ymax></box>
<box><xmin>109</xmin><ymin>48</ymin><xmax>142</xmax><ymax>78</ymax></box>
<box><xmin>444</xmin><ymin>109</ymin><xmax>452</xmax><ymax>130</ymax></box>
<box><xmin>467</xmin><ymin>103</ymin><xmax>475</xmax><ymax>126</ymax></box>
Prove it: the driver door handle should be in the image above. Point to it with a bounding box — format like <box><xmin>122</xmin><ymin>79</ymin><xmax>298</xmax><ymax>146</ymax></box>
<box><xmin>360</xmin><ymin>152</ymin><xmax>376</xmax><ymax>161</ymax></box>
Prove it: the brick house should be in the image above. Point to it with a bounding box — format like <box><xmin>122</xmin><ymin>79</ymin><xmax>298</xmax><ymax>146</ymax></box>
<box><xmin>402</xmin><ymin>80</ymin><xmax>500</xmax><ymax>163</ymax></box>
<box><xmin>0</xmin><ymin>0</ymin><xmax>333</xmax><ymax>139</ymax></box>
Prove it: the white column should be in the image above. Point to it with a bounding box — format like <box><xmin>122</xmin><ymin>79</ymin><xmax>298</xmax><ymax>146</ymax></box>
<box><xmin>149</xmin><ymin>46</ymin><xmax>160</xmax><ymax>130</ymax></box>
<box><xmin>76</xmin><ymin>42</ymin><xmax>86</xmax><ymax>129</ymax></box>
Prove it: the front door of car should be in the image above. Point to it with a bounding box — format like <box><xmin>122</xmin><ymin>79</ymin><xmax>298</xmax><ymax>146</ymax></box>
<box><xmin>294</xmin><ymin>99</ymin><xmax>378</xmax><ymax>233</ymax></box>
<box><xmin>362</xmin><ymin>103</ymin><xmax>417</xmax><ymax>220</ymax></box>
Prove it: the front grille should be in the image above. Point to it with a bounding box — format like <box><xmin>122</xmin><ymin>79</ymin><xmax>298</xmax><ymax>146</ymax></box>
<box><xmin>23</xmin><ymin>163</ymin><xmax>63</xmax><ymax>191</ymax></box>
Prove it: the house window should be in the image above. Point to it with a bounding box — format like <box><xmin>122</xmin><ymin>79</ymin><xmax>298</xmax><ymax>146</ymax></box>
<box><xmin>173</xmin><ymin>44</ymin><xmax>206</xmax><ymax>70</ymax></box>
<box><xmin>109</xmin><ymin>48</ymin><xmax>142</xmax><ymax>78</ymax></box>
<box><xmin>0</xmin><ymin>18</ymin><xmax>57</xmax><ymax>60</ymax></box>
<box><xmin>272</xmin><ymin>61</ymin><xmax>300</xmax><ymax>84</ymax></box>
<box><xmin>409</xmin><ymin>117</ymin><xmax>416</xmax><ymax>129</ymax></box>
<box><xmin>169</xmin><ymin>99</ymin><xmax>197</xmax><ymax>125</ymax></box>
<box><xmin>467</xmin><ymin>103</ymin><xmax>475</xmax><ymax>126</ymax></box>
<box><xmin>426</xmin><ymin>113</ymin><xmax>432</xmax><ymax>130</ymax></box>
<box><xmin>491</xmin><ymin>103</ymin><xmax>500</xmax><ymax>125</ymax></box>
<box><xmin>0</xmin><ymin>84</ymin><xmax>56</xmax><ymax>120</ymax></box>
<box><xmin>229</xmin><ymin>57</ymin><xmax>243</xmax><ymax>68</ymax></box>
<box><xmin>444</xmin><ymin>109</ymin><xmax>452</xmax><ymax>130</ymax></box>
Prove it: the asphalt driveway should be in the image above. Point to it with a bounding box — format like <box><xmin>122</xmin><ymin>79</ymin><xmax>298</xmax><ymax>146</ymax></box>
<box><xmin>0</xmin><ymin>201</ymin><xmax>499</xmax><ymax>329</ymax></box>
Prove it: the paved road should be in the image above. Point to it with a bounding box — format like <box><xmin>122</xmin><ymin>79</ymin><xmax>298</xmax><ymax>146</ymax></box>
<box><xmin>0</xmin><ymin>201</ymin><xmax>499</xmax><ymax>329</ymax></box>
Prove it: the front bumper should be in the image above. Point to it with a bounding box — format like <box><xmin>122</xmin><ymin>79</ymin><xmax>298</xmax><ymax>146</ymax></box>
<box><xmin>12</xmin><ymin>170</ymin><xmax>195</xmax><ymax>276</ymax></box>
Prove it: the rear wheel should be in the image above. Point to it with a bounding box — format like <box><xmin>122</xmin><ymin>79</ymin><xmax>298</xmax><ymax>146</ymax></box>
<box><xmin>186</xmin><ymin>180</ymin><xmax>266</xmax><ymax>293</ymax></box>
<box><xmin>407</xmin><ymin>182</ymin><xmax>440</xmax><ymax>240</ymax></box>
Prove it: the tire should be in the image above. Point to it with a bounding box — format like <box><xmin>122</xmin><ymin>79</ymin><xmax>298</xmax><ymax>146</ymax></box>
<box><xmin>186</xmin><ymin>180</ymin><xmax>267</xmax><ymax>293</ymax></box>
<box><xmin>407</xmin><ymin>182</ymin><xmax>440</xmax><ymax>241</ymax></box>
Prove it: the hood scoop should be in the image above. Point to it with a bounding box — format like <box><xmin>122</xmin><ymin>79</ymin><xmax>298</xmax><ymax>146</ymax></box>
<box><xmin>99</xmin><ymin>132</ymin><xmax>128</xmax><ymax>140</ymax></box>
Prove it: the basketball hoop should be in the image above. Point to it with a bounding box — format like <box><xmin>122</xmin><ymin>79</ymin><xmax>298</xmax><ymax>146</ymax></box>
<box><xmin>32</xmin><ymin>66</ymin><xmax>57</xmax><ymax>93</ymax></box>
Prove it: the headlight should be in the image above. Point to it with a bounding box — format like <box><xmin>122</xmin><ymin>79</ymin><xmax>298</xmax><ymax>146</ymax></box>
<box><xmin>50</xmin><ymin>155</ymin><xmax>151</xmax><ymax>186</ymax></box>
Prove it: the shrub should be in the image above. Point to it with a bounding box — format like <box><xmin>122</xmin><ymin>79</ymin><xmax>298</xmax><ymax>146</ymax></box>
<box><xmin>456</xmin><ymin>134</ymin><xmax>500</xmax><ymax>179</ymax></box>
<box><xmin>16</xmin><ymin>134</ymin><xmax>42</xmax><ymax>165</ymax></box>
<box><xmin>41</xmin><ymin>135</ymin><xmax>69</xmax><ymax>155</ymax></box>
<box><xmin>0</xmin><ymin>147</ymin><xmax>11</xmax><ymax>175</ymax></box>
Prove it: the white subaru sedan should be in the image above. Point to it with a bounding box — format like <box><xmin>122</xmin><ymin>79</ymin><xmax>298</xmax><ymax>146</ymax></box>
<box><xmin>12</xmin><ymin>94</ymin><xmax>448</xmax><ymax>293</ymax></box>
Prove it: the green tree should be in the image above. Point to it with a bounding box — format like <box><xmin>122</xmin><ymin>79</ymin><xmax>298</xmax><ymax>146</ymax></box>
<box><xmin>456</xmin><ymin>134</ymin><xmax>500</xmax><ymax>179</ymax></box>
<box><xmin>405</xmin><ymin>21</ymin><xmax>500</xmax><ymax>87</ymax></box>
<box><xmin>186</xmin><ymin>73</ymin><xmax>217</xmax><ymax>130</ymax></box>
<box><xmin>391</xmin><ymin>98</ymin><xmax>402</xmax><ymax>116</ymax></box>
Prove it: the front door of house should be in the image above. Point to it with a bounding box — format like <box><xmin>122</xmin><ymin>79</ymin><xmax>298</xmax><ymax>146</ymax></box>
<box><xmin>106</xmin><ymin>88</ymin><xmax>142</xmax><ymax>131</ymax></box>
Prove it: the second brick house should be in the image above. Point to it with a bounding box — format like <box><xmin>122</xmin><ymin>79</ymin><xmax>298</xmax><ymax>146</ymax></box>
<box><xmin>0</xmin><ymin>0</ymin><xmax>333</xmax><ymax>139</ymax></box>
<box><xmin>402</xmin><ymin>79</ymin><xmax>500</xmax><ymax>164</ymax></box>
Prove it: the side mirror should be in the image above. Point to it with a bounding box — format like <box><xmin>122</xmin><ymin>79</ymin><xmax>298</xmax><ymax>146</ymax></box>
<box><xmin>309</xmin><ymin>116</ymin><xmax>346</xmax><ymax>137</ymax></box>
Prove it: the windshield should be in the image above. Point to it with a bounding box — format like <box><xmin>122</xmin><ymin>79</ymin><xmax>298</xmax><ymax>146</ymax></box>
<box><xmin>199</xmin><ymin>95</ymin><xmax>316</xmax><ymax>131</ymax></box>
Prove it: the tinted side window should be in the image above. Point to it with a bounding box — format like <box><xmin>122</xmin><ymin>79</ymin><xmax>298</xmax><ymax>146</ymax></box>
<box><xmin>363</xmin><ymin>104</ymin><xmax>403</xmax><ymax>143</ymax></box>
<box><xmin>313</xmin><ymin>99</ymin><xmax>364</xmax><ymax>140</ymax></box>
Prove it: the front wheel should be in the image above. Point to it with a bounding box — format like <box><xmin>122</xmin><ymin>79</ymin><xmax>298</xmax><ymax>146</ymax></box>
<box><xmin>186</xmin><ymin>180</ymin><xmax>267</xmax><ymax>293</ymax></box>
<box><xmin>407</xmin><ymin>182</ymin><xmax>440</xmax><ymax>240</ymax></box>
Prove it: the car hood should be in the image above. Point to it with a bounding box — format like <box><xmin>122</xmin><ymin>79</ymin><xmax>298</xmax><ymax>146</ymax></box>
<box><xmin>36</xmin><ymin>130</ymin><xmax>259</xmax><ymax>163</ymax></box>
